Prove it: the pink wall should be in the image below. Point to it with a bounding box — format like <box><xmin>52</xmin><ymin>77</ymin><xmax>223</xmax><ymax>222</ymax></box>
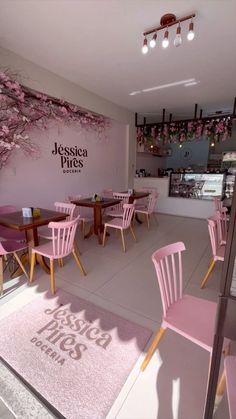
<box><xmin>0</xmin><ymin>120</ymin><xmax>127</xmax><ymax>209</ymax></box>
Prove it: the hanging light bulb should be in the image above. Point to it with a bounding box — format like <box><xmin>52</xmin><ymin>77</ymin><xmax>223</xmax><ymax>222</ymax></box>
<box><xmin>149</xmin><ymin>33</ymin><xmax>157</xmax><ymax>48</ymax></box>
<box><xmin>211</xmin><ymin>141</ymin><xmax>215</xmax><ymax>147</ymax></box>
<box><xmin>142</xmin><ymin>37</ymin><xmax>148</xmax><ymax>54</ymax></box>
<box><xmin>162</xmin><ymin>29</ymin><xmax>169</xmax><ymax>48</ymax></box>
<box><xmin>174</xmin><ymin>23</ymin><xmax>182</xmax><ymax>47</ymax></box>
<box><xmin>179</xmin><ymin>143</ymin><xmax>183</xmax><ymax>148</ymax></box>
<box><xmin>187</xmin><ymin>20</ymin><xmax>195</xmax><ymax>41</ymax></box>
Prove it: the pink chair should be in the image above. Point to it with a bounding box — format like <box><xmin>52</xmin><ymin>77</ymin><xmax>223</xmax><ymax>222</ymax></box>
<box><xmin>38</xmin><ymin>202</ymin><xmax>76</xmax><ymax>240</ymax></box>
<box><xmin>102</xmin><ymin>203</ymin><xmax>136</xmax><ymax>252</ymax></box>
<box><xmin>214</xmin><ymin>197</ymin><xmax>223</xmax><ymax>212</ymax></box>
<box><xmin>0</xmin><ymin>206</ymin><xmax>25</xmax><ymax>241</ymax></box>
<box><xmin>106</xmin><ymin>192</ymin><xmax>130</xmax><ymax>218</ymax></box>
<box><xmin>30</xmin><ymin>216</ymin><xmax>86</xmax><ymax>295</ymax></box>
<box><xmin>216</xmin><ymin>207</ymin><xmax>229</xmax><ymax>245</ymax></box>
<box><xmin>141</xmin><ymin>241</ymin><xmax>230</xmax><ymax>399</ymax></box>
<box><xmin>135</xmin><ymin>193</ymin><xmax>158</xmax><ymax>229</ymax></box>
<box><xmin>200</xmin><ymin>217</ymin><xmax>225</xmax><ymax>289</ymax></box>
<box><xmin>224</xmin><ymin>356</ymin><xmax>236</xmax><ymax>419</ymax></box>
<box><xmin>0</xmin><ymin>240</ymin><xmax>29</xmax><ymax>295</ymax></box>
<box><xmin>68</xmin><ymin>195</ymin><xmax>93</xmax><ymax>239</ymax></box>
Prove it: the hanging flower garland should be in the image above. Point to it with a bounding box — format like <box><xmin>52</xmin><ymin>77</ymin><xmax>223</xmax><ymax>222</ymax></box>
<box><xmin>0</xmin><ymin>70</ymin><xmax>110</xmax><ymax>168</ymax></box>
<box><xmin>136</xmin><ymin>117</ymin><xmax>232</xmax><ymax>151</ymax></box>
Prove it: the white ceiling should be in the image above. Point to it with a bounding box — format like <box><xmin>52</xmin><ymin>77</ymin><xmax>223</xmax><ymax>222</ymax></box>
<box><xmin>0</xmin><ymin>0</ymin><xmax>236</xmax><ymax>119</ymax></box>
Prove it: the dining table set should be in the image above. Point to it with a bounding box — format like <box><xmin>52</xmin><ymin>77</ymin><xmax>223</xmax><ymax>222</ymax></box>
<box><xmin>0</xmin><ymin>190</ymin><xmax>150</xmax><ymax>285</ymax></box>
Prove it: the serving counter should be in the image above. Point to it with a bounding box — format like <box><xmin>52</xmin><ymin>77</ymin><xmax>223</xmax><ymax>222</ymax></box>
<box><xmin>134</xmin><ymin>176</ymin><xmax>215</xmax><ymax>219</ymax></box>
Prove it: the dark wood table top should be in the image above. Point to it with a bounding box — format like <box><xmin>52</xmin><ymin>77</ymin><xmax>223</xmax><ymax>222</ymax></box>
<box><xmin>71</xmin><ymin>197</ymin><xmax>122</xmax><ymax>209</ymax></box>
<box><xmin>0</xmin><ymin>208</ymin><xmax>67</xmax><ymax>231</ymax></box>
<box><xmin>129</xmin><ymin>191</ymin><xmax>149</xmax><ymax>200</ymax></box>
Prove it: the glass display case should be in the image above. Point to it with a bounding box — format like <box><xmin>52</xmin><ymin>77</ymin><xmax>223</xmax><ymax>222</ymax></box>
<box><xmin>169</xmin><ymin>172</ymin><xmax>225</xmax><ymax>200</ymax></box>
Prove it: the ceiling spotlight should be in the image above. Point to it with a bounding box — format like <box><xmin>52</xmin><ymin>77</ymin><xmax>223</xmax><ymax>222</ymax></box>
<box><xmin>187</xmin><ymin>20</ymin><xmax>195</xmax><ymax>41</ymax></box>
<box><xmin>162</xmin><ymin>30</ymin><xmax>169</xmax><ymax>48</ymax></box>
<box><xmin>149</xmin><ymin>33</ymin><xmax>157</xmax><ymax>48</ymax></box>
<box><xmin>174</xmin><ymin>23</ymin><xmax>182</xmax><ymax>47</ymax></box>
<box><xmin>142</xmin><ymin>38</ymin><xmax>148</xmax><ymax>54</ymax></box>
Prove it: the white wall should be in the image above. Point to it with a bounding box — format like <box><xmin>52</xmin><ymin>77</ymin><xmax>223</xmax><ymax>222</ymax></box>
<box><xmin>0</xmin><ymin>47</ymin><xmax>136</xmax><ymax>207</ymax></box>
<box><xmin>1</xmin><ymin>122</ymin><xmax>127</xmax><ymax>208</ymax></box>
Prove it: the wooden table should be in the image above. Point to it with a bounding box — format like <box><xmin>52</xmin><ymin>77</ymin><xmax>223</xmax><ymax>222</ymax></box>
<box><xmin>71</xmin><ymin>197</ymin><xmax>121</xmax><ymax>244</ymax></box>
<box><xmin>0</xmin><ymin>209</ymin><xmax>67</xmax><ymax>276</ymax></box>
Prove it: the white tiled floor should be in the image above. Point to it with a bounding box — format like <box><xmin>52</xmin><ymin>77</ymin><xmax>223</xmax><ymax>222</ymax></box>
<box><xmin>0</xmin><ymin>213</ymin><xmax>230</xmax><ymax>418</ymax></box>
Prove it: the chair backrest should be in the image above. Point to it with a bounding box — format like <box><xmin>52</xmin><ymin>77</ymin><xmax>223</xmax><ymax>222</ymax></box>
<box><xmin>122</xmin><ymin>204</ymin><xmax>135</xmax><ymax>228</ymax></box>
<box><xmin>152</xmin><ymin>242</ymin><xmax>186</xmax><ymax>317</ymax></box>
<box><xmin>54</xmin><ymin>202</ymin><xmax>76</xmax><ymax>221</ymax></box>
<box><xmin>213</xmin><ymin>197</ymin><xmax>223</xmax><ymax>212</ymax></box>
<box><xmin>207</xmin><ymin>217</ymin><xmax>220</xmax><ymax>257</ymax></box>
<box><xmin>48</xmin><ymin>215</ymin><xmax>80</xmax><ymax>258</ymax></box>
<box><xmin>102</xmin><ymin>189</ymin><xmax>113</xmax><ymax>198</ymax></box>
<box><xmin>113</xmin><ymin>192</ymin><xmax>130</xmax><ymax>212</ymax></box>
<box><xmin>216</xmin><ymin>208</ymin><xmax>228</xmax><ymax>244</ymax></box>
<box><xmin>0</xmin><ymin>205</ymin><xmax>17</xmax><ymax>214</ymax></box>
<box><xmin>147</xmin><ymin>193</ymin><xmax>158</xmax><ymax>214</ymax></box>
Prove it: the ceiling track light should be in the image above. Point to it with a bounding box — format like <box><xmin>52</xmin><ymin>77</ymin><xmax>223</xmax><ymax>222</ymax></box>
<box><xmin>174</xmin><ymin>23</ymin><xmax>182</xmax><ymax>47</ymax></box>
<box><xmin>149</xmin><ymin>33</ymin><xmax>157</xmax><ymax>48</ymax></box>
<box><xmin>141</xmin><ymin>12</ymin><xmax>196</xmax><ymax>54</ymax></box>
<box><xmin>142</xmin><ymin>37</ymin><xmax>148</xmax><ymax>54</ymax></box>
<box><xmin>162</xmin><ymin>29</ymin><xmax>169</xmax><ymax>48</ymax></box>
<box><xmin>187</xmin><ymin>20</ymin><xmax>195</xmax><ymax>41</ymax></box>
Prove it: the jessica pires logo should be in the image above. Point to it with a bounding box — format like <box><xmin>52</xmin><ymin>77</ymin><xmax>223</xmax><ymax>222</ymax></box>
<box><xmin>52</xmin><ymin>142</ymin><xmax>88</xmax><ymax>174</ymax></box>
<box><xmin>30</xmin><ymin>304</ymin><xmax>112</xmax><ymax>366</ymax></box>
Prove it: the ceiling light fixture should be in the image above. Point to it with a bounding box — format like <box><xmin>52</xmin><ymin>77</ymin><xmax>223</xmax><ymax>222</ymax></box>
<box><xmin>142</xmin><ymin>12</ymin><xmax>195</xmax><ymax>54</ymax></box>
<box><xmin>149</xmin><ymin>33</ymin><xmax>157</xmax><ymax>48</ymax></box>
<box><xmin>162</xmin><ymin>29</ymin><xmax>169</xmax><ymax>48</ymax></box>
<box><xmin>187</xmin><ymin>19</ymin><xmax>195</xmax><ymax>41</ymax></box>
<box><xmin>174</xmin><ymin>23</ymin><xmax>182</xmax><ymax>47</ymax></box>
<box><xmin>142</xmin><ymin>37</ymin><xmax>148</xmax><ymax>54</ymax></box>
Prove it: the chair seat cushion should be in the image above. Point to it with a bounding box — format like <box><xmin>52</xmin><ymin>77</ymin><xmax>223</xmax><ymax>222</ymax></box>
<box><xmin>163</xmin><ymin>294</ymin><xmax>229</xmax><ymax>352</ymax></box>
<box><xmin>2</xmin><ymin>240</ymin><xmax>27</xmax><ymax>253</ymax></box>
<box><xmin>105</xmin><ymin>218</ymin><xmax>124</xmax><ymax>229</ymax></box>
<box><xmin>106</xmin><ymin>210</ymin><xmax>124</xmax><ymax>218</ymax></box>
<box><xmin>216</xmin><ymin>245</ymin><xmax>225</xmax><ymax>261</ymax></box>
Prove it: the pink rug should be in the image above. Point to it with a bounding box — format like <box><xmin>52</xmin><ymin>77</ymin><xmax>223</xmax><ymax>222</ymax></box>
<box><xmin>0</xmin><ymin>289</ymin><xmax>152</xmax><ymax>418</ymax></box>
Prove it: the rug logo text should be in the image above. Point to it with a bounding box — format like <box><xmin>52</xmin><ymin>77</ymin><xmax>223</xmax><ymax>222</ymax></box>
<box><xmin>30</xmin><ymin>304</ymin><xmax>112</xmax><ymax>366</ymax></box>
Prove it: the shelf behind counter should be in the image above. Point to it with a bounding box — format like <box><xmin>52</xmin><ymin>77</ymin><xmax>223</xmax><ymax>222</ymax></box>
<box><xmin>134</xmin><ymin>176</ymin><xmax>214</xmax><ymax>219</ymax></box>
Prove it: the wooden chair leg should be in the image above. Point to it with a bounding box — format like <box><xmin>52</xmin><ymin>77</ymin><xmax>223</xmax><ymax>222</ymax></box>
<box><xmin>130</xmin><ymin>225</ymin><xmax>136</xmax><ymax>241</ymax></box>
<box><xmin>74</xmin><ymin>241</ymin><xmax>81</xmax><ymax>256</ymax></box>
<box><xmin>72</xmin><ymin>249</ymin><xmax>86</xmax><ymax>276</ymax></box>
<box><xmin>0</xmin><ymin>256</ymin><xmax>3</xmax><ymax>296</ymax></box>
<box><xmin>58</xmin><ymin>258</ymin><xmax>64</xmax><ymax>268</ymax></box>
<box><xmin>14</xmin><ymin>252</ymin><xmax>29</xmax><ymax>279</ymax></box>
<box><xmin>120</xmin><ymin>230</ymin><xmax>126</xmax><ymax>252</ymax></box>
<box><xmin>50</xmin><ymin>259</ymin><xmax>55</xmax><ymax>295</ymax></box>
<box><xmin>146</xmin><ymin>214</ymin><xmax>150</xmax><ymax>229</ymax></box>
<box><xmin>141</xmin><ymin>326</ymin><xmax>166</xmax><ymax>371</ymax></box>
<box><xmin>200</xmin><ymin>259</ymin><xmax>216</xmax><ymax>288</ymax></box>
<box><xmin>102</xmin><ymin>226</ymin><xmax>107</xmax><ymax>247</ymax></box>
<box><xmin>29</xmin><ymin>252</ymin><xmax>36</xmax><ymax>283</ymax></box>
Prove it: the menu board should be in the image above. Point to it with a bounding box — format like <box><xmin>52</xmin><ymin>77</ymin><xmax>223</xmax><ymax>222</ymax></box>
<box><xmin>169</xmin><ymin>173</ymin><xmax>225</xmax><ymax>200</ymax></box>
